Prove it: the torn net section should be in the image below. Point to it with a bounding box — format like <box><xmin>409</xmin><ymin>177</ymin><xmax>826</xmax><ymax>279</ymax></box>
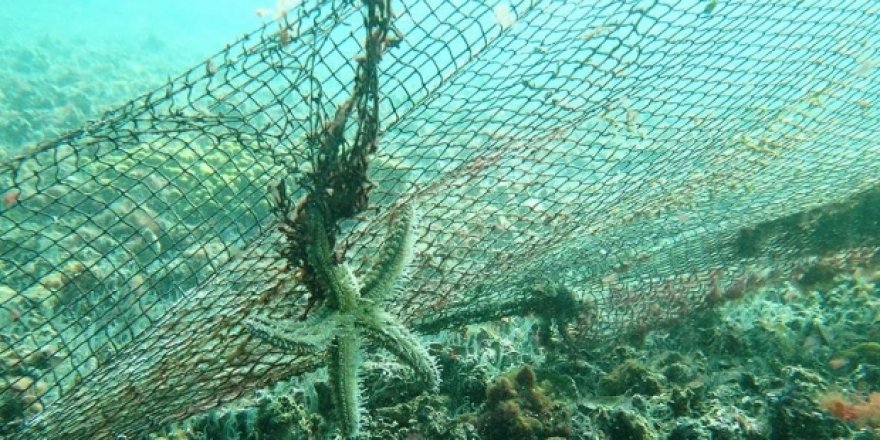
<box><xmin>1</xmin><ymin>0</ymin><xmax>880</xmax><ymax>438</ymax></box>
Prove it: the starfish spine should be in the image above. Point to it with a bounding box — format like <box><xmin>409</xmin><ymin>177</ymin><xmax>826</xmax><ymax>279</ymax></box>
<box><xmin>361</xmin><ymin>203</ymin><xmax>417</xmax><ymax>300</ymax></box>
<box><xmin>330</xmin><ymin>324</ymin><xmax>362</xmax><ymax>438</ymax></box>
<box><xmin>245</xmin><ymin>317</ymin><xmax>324</xmax><ymax>355</ymax></box>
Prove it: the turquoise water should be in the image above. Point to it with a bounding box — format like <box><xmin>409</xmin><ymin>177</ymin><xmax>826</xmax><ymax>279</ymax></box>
<box><xmin>0</xmin><ymin>0</ymin><xmax>276</xmax><ymax>152</ymax></box>
<box><xmin>0</xmin><ymin>0</ymin><xmax>270</xmax><ymax>50</ymax></box>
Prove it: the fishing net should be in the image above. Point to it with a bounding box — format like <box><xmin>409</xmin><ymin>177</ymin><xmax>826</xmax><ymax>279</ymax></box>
<box><xmin>2</xmin><ymin>0</ymin><xmax>880</xmax><ymax>438</ymax></box>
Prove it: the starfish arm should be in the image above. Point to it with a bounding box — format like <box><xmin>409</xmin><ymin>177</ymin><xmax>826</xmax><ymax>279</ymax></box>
<box><xmin>305</xmin><ymin>208</ymin><xmax>364</xmax><ymax>311</ymax></box>
<box><xmin>360</xmin><ymin>310</ymin><xmax>440</xmax><ymax>391</ymax></box>
<box><xmin>360</xmin><ymin>203</ymin><xmax>417</xmax><ymax>301</ymax></box>
<box><xmin>245</xmin><ymin>314</ymin><xmax>336</xmax><ymax>354</ymax></box>
<box><xmin>304</xmin><ymin>208</ymin><xmax>351</xmax><ymax>308</ymax></box>
<box><xmin>329</xmin><ymin>324</ymin><xmax>363</xmax><ymax>439</ymax></box>
<box><xmin>333</xmin><ymin>263</ymin><xmax>363</xmax><ymax>312</ymax></box>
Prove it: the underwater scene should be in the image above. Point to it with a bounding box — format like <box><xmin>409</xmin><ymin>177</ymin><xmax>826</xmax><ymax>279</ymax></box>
<box><xmin>1</xmin><ymin>0</ymin><xmax>880</xmax><ymax>439</ymax></box>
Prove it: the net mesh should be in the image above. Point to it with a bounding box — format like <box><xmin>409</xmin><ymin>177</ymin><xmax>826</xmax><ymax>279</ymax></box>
<box><xmin>2</xmin><ymin>0</ymin><xmax>880</xmax><ymax>438</ymax></box>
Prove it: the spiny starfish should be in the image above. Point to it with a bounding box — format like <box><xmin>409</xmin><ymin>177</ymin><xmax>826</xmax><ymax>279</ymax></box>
<box><xmin>247</xmin><ymin>203</ymin><xmax>440</xmax><ymax>439</ymax></box>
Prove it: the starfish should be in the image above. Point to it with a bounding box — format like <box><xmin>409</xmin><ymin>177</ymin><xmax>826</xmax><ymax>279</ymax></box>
<box><xmin>246</xmin><ymin>203</ymin><xmax>439</xmax><ymax>439</ymax></box>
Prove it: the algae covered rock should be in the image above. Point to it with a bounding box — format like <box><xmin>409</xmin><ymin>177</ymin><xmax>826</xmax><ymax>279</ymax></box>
<box><xmin>371</xmin><ymin>393</ymin><xmax>477</xmax><ymax>440</ymax></box>
<box><xmin>767</xmin><ymin>368</ymin><xmax>850</xmax><ymax>440</ymax></box>
<box><xmin>476</xmin><ymin>365</ymin><xmax>572</xmax><ymax>440</ymax></box>
<box><xmin>594</xmin><ymin>408</ymin><xmax>656</xmax><ymax>440</ymax></box>
<box><xmin>831</xmin><ymin>342</ymin><xmax>880</xmax><ymax>371</ymax></box>
<box><xmin>599</xmin><ymin>359</ymin><xmax>663</xmax><ymax>397</ymax></box>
